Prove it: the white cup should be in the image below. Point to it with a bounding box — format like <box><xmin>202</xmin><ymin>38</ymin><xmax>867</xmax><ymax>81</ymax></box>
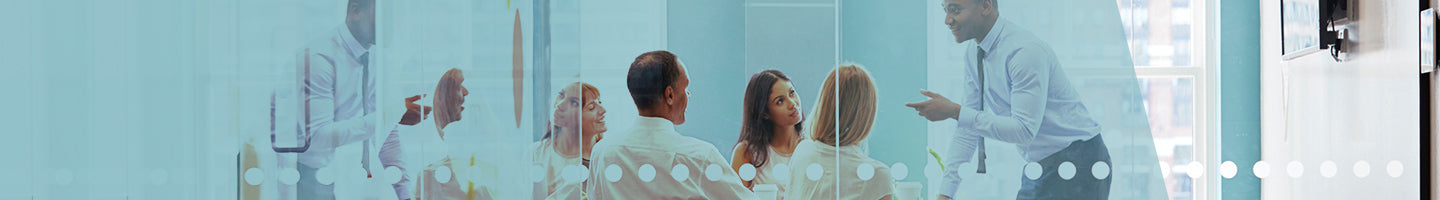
<box><xmin>894</xmin><ymin>182</ymin><xmax>922</xmax><ymax>200</ymax></box>
<box><xmin>753</xmin><ymin>184</ymin><xmax>779</xmax><ymax>200</ymax></box>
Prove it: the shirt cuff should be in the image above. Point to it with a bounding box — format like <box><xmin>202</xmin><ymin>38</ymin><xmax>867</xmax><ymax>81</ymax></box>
<box><xmin>938</xmin><ymin>175</ymin><xmax>962</xmax><ymax>199</ymax></box>
<box><xmin>955</xmin><ymin>108</ymin><xmax>981</xmax><ymax>127</ymax></box>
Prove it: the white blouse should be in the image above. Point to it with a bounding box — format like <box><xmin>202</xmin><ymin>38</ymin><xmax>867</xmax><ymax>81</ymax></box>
<box><xmin>784</xmin><ymin>139</ymin><xmax>893</xmax><ymax>200</ymax></box>
<box><xmin>752</xmin><ymin>146</ymin><xmax>793</xmax><ymax>198</ymax></box>
<box><xmin>531</xmin><ymin>138</ymin><xmax>585</xmax><ymax>200</ymax></box>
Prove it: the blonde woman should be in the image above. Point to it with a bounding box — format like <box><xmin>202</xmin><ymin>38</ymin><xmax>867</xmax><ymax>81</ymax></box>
<box><xmin>785</xmin><ymin>64</ymin><xmax>893</xmax><ymax>200</ymax></box>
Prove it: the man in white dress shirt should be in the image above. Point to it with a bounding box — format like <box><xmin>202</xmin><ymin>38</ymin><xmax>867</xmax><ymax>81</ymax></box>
<box><xmin>586</xmin><ymin>50</ymin><xmax>755</xmax><ymax>199</ymax></box>
<box><xmin>906</xmin><ymin>0</ymin><xmax>1112</xmax><ymax>199</ymax></box>
<box><xmin>292</xmin><ymin>0</ymin><xmax>420</xmax><ymax>199</ymax></box>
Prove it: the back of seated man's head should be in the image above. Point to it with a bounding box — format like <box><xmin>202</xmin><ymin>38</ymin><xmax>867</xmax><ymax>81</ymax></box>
<box><xmin>626</xmin><ymin>50</ymin><xmax>688</xmax><ymax>124</ymax></box>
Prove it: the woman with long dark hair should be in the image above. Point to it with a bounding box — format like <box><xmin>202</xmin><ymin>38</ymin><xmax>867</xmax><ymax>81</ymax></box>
<box><xmin>730</xmin><ymin>70</ymin><xmax>805</xmax><ymax>195</ymax></box>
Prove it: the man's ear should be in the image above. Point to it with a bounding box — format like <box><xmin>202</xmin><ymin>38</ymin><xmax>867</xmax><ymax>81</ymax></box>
<box><xmin>664</xmin><ymin>86</ymin><xmax>675</xmax><ymax>105</ymax></box>
<box><xmin>982</xmin><ymin>0</ymin><xmax>996</xmax><ymax>16</ymax></box>
<box><xmin>348</xmin><ymin>2</ymin><xmax>360</xmax><ymax>15</ymax></box>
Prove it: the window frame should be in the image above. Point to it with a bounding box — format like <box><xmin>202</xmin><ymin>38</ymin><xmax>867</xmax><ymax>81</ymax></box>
<box><xmin>1123</xmin><ymin>0</ymin><xmax>1216</xmax><ymax>199</ymax></box>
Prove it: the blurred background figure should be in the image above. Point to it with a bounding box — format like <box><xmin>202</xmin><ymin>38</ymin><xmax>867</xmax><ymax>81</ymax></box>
<box><xmin>414</xmin><ymin>68</ymin><xmax>482</xmax><ymax>200</ymax></box>
<box><xmin>534</xmin><ymin>82</ymin><xmax>607</xmax><ymax>199</ymax></box>
<box><xmin>290</xmin><ymin>0</ymin><xmax>421</xmax><ymax>199</ymax></box>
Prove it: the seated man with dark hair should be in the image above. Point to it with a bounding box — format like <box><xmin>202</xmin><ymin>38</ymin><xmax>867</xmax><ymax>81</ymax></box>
<box><xmin>586</xmin><ymin>50</ymin><xmax>755</xmax><ymax>199</ymax></box>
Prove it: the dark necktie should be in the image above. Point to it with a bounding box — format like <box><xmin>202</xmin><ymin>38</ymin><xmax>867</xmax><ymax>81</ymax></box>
<box><xmin>975</xmin><ymin>47</ymin><xmax>988</xmax><ymax>174</ymax></box>
<box><xmin>359</xmin><ymin>52</ymin><xmax>373</xmax><ymax>177</ymax></box>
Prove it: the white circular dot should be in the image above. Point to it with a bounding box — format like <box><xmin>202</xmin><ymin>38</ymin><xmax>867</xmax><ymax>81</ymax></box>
<box><xmin>562</xmin><ymin>165</ymin><xmax>588</xmax><ymax>183</ymax></box>
<box><xmin>743</xmin><ymin>164</ymin><xmax>754</xmax><ymax>181</ymax></box>
<box><xmin>890</xmin><ymin>163</ymin><xmax>909</xmax><ymax>180</ymax></box>
<box><xmin>149</xmin><ymin>169</ymin><xmax>169</xmax><ymax>185</ymax></box>
<box><xmin>315</xmin><ymin>167</ymin><xmax>335</xmax><ymax>185</ymax></box>
<box><xmin>1252</xmin><ymin>161</ymin><xmax>1271</xmax><ymax>179</ymax></box>
<box><xmin>1219</xmin><ymin>161</ymin><xmax>1237</xmax><ymax>179</ymax></box>
<box><xmin>1091</xmin><ymin>162</ymin><xmax>1110</xmax><ymax>180</ymax></box>
<box><xmin>738</xmin><ymin>163</ymin><xmax>757</xmax><ymax>181</ymax></box>
<box><xmin>606</xmin><ymin>164</ymin><xmax>625</xmax><ymax>182</ymax></box>
<box><xmin>638</xmin><ymin>164</ymin><xmax>656</xmax><ymax>182</ymax></box>
<box><xmin>1386</xmin><ymin>160</ymin><xmax>1404</xmax><ymax>178</ymax></box>
<box><xmin>856</xmin><ymin>163</ymin><xmax>875</xmax><ymax>181</ymax></box>
<box><xmin>530</xmin><ymin>164</ymin><xmax>545</xmax><ymax>182</ymax></box>
<box><xmin>1186</xmin><ymin>162</ymin><xmax>1205</xmax><ymax>179</ymax></box>
<box><xmin>671</xmin><ymin>164</ymin><xmax>690</xmax><ymax>182</ymax></box>
<box><xmin>806</xmin><ymin>163</ymin><xmax>824</xmax><ymax>181</ymax></box>
<box><xmin>1058</xmin><ymin>162</ymin><xmax>1076</xmax><ymax>180</ymax></box>
<box><xmin>436</xmin><ymin>166</ymin><xmax>452</xmax><ymax>183</ymax></box>
<box><xmin>1023</xmin><ymin>162</ymin><xmax>1043</xmax><ymax>180</ymax></box>
<box><xmin>1319</xmin><ymin>161</ymin><xmax>1337</xmax><ymax>178</ymax></box>
<box><xmin>244</xmin><ymin>168</ymin><xmax>265</xmax><ymax>185</ymax></box>
<box><xmin>1159</xmin><ymin>162</ymin><xmax>1171</xmax><ymax>178</ymax></box>
<box><xmin>1353</xmin><ymin>161</ymin><xmax>1371</xmax><ymax>178</ymax></box>
<box><xmin>772</xmin><ymin>164</ymin><xmax>790</xmax><ymax>182</ymax></box>
<box><xmin>1286</xmin><ymin>161</ymin><xmax>1304</xmax><ymax>178</ymax></box>
<box><xmin>704</xmin><ymin>164</ymin><xmax>722</xmax><ymax>181</ymax></box>
<box><xmin>280</xmin><ymin>168</ymin><xmax>300</xmax><ymax>185</ymax></box>
<box><xmin>382</xmin><ymin>167</ymin><xmax>402</xmax><ymax>184</ymax></box>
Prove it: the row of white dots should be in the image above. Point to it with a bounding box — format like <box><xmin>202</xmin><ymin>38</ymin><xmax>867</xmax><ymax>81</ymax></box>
<box><xmin>239</xmin><ymin>166</ymin><xmax>421</xmax><ymax>186</ymax></box>
<box><xmin>1171</xmin><ymin>160</ymin><xmax>1406</xmax><ymax>179</ymax></box>
<box><xmin>231</xmin><ymin>160</ymin><xmax>1409</xmax><ymax>186</ymax></box>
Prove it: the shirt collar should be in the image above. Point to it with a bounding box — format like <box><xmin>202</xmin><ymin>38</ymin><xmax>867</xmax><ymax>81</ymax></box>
<box><xmin>337</xmin><ymin>25</ymin><xmax>369</xmax><ymax>60</ymax></box>
<box><xmin>634</xmin><ymin>116</ymin><xmax>678</xmax><ymax>135</ymax></box>
<box><xmin>976</xmin><ymin>18</ymin><xmax>1007</xmax><ymax>54</ymax></box>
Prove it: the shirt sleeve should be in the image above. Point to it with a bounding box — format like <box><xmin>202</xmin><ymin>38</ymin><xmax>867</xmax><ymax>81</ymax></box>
<box><xmin>699</xmin><ymin>148</ymin><xmax>757</xmax><ymax>200</ymax></box>
<box><xmin>304</xmin><ymin>53</ymin><xmax>379</xmax><ymax>154</ymax></box>
<box><xmin>381</xmin><ymin>125</ymin><xmax>412</xmax><ymax>200</ymax></box>
<box><xmin>954</xmin><ymin>47</ymin><xmax>1054</xmax><ymax>146</ymax></box>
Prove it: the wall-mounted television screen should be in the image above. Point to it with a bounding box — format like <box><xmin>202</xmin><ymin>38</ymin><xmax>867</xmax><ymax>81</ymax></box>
<box><xmin>1281</xmin><ymin>0</ymin><xmax>1321</xmax><ymax>60</ymax></box>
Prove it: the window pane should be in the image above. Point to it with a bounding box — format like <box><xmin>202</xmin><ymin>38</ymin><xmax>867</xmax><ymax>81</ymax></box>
<box><xmin>1119</xmin><ymin>0</ymin><xmax>1194</xmax><ymax>67</ymax></box>
<box><xmin>1140</xmin><ymin>77</ymin><xmax>1196</xmax><ymax>200</ymax></box>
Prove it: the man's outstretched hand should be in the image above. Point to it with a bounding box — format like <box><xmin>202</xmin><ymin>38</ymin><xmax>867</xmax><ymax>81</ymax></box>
<box><xmin>399</xmin><ymin>94</ymin><xmax>432</xmax><ymax>126</ymax></box>
<box><xmin>904</xmin><ymin>90</ymin><xmax>963</xmax><ymax>122</ymax></box>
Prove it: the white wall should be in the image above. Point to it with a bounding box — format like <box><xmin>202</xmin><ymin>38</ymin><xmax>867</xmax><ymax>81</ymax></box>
<box><xmin>574</xmin><ymin>0</ymin><xmax>667</xmax><ymax>141</ymax></box>
<box><xmin>1260</xmin><ymin>0</ymin><xmax>1421</xmax><ymax>199</ymax></box>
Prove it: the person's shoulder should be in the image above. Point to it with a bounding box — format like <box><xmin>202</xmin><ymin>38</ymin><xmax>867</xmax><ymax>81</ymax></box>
<box><xmin>787</xmin><ymin>140</ymin><xmax>828</xmax><ymax>164</ymax></box>
<box><xmin>589</xmin><ymin>131</ymin><xmax>641</xmax><ymax>159</ymax></box>
<box><xmin>731</xmin><ymin>141</ymin><xmax>750</xmax><ymax>156</ymax></box>
<box><xmin>675</xmin><ymin>135</ymin><xmax>721</xmax><ymax>153</ymax></box>
<box><xmin>868</xmin><ymin>157</ymin><xmax>890</xmax><ymax>171</ymax></box>
<box><xmin>530</xmin><ymin>139</ymin><xmax>548</xmax><ymax>153</ymax></box>
<box><xmin>591</xmin><ymin>131</ymin><xmax>628</xmax><ymax>149</ymax></box>
<box><xmin>998</xmin><ymin>26</ymin><xmax>1056</xmax><ymax>57</ymax></box>
<box><xmin>299</xmin><ymin>26</ymin><xmax>349</xmax><ymax>55</ymax></box>
<box><xmin>668</xmin><ymin>135</ymin><xmax>728</xmax><ymax>161</ymax></box>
